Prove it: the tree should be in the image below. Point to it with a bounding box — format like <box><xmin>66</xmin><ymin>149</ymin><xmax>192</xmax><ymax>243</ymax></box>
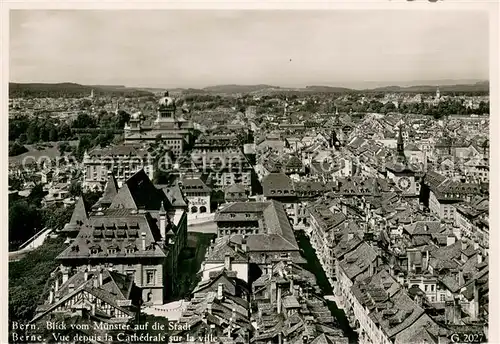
<box><xmin>68</xmin><ymin>181</ymin><xmax>82</xmax><ymax>197</ymax></box>
<box><xmin>72</xmin><ymin>113</ymin><xmax>96</xmax><ymax>129</ymax></box>
<box><xmin>8</xmin><ymin>142</ymin><xmax>28</xmax><ymax>157</ymax></box>
<box><xmin>43</xmin><ymin>205</ymin><xmax>73</xmax><ymax>231</ymax></box>
<box><xmin>48</xmin><ymin>128</ymin><xmax>59</xmax><ymax>142</ymax></box>
<box><xmin>76</xmin><ymin>135</ymin><xmax>93</xmax><ymax>161</ymax></box>
<box><xmin>26</xmin><ymin>123</ymin><xmax>40</xmax><ymax>143</ymax></box>
<box><xmin>8</xmin><ymin>200</ymin><xmax>43</xmax><ymax>250</ymax></box>
<box><xmin>28</xmin><ymin>184</ymin><xmax>47</xmax><ymax>208</ymax></box>
<box><xmin>9</xmin><ymin>237</ymin><xmax>67</xmax><ymax>322</ymax></box>
<box><xmin>83</xmin><ymin>190</ymin><xmax>103</xmax><ymax>209</ymax></box>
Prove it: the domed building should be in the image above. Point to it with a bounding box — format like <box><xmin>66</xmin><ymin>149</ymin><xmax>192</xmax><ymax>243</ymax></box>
<box><xmin>124</xmin><ymin>92</ymin><xmax>194</xmax><ymax>157</ymax></box>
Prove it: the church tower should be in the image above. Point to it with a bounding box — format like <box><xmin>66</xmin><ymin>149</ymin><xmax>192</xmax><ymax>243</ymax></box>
<box><xmin>156</xmin><ymin>91</ymin><xmax>177</xmax><ymax>123</ymax></box>
<box><xmin>396</xmin><ymin>125</ymin><xmax>406</xmax><ymax>164</ymax></box>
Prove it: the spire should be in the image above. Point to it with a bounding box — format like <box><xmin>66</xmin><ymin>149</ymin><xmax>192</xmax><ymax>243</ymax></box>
<box><xmin>92</xmin><ymin>172</ymin><xmax>118</xmax><ymax>210</ymax></box>
<box><xmin>159</xmin><ymin>201</ymin><xmax>166</xmax><ymax>214</ymax></box>
<box><xmin>397</xmin><ymin>125</ymin><xmax>404</xmax><ymax>146</ymax></box>
<box><xmin>397</xmin><ymin>125</ymin><xmax>406</xmax><ymax>163</ymax></box>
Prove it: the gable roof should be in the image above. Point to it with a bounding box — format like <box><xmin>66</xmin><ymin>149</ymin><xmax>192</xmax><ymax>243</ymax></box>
<box><xmin>109</xmin><ymin>169</ymin><xmax>170</xmax><ymax>211</ymax></box>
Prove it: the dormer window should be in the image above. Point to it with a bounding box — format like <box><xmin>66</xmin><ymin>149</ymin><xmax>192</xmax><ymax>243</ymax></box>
<box><xmin>90</xmin><ymin>248</ymin><xmax>99</xmax><ymax>255</ymax></box>
<box><xmin>230</xmin><ymin>214</ymin><xmax>236</xmax><ymax>218</ymax></box>
<box><xmin>108</xmin><ymin>248</ymin><xmax>117</xmax><ymax>255</ymax></box>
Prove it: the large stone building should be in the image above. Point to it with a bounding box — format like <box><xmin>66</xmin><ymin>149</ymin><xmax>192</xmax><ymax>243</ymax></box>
<box><xmin>204</xmin><ymin>201</ymin><xmax>305</xmax><ymax>282</ymax></box>
<box><xmin>181</xmin><ymin>132</ymin><xmax>254</xmax><ymax>192</ymax></box>
<box><xmin>82</xmin><ymin>144</ymin><xmax>153</xmax><ymax>191</ymax></box>
<box><xmin>124</xmin><ymin>92</ymin><xmax>194</xmax><ymax>157</ymax></box>
<box><xmin>57</xmin><ymin>170</ymin><xmax>188</xmax><ymax>305</ymax></box>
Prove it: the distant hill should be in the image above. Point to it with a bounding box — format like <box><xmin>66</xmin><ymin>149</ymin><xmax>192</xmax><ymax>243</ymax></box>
<box><xmin>10</xmin><ymin>80</ymin><xmax>489</xmax><ymax>98</ymax></box>
<box><xmin>9</xmin><ymin>82</ymin><xmax>154</xmax><ymax>98</ymax></box>
<box><xmin>368</xmin><ymin>81</ymin><xmax>489</xmax><ymax>94</ymax></box>
<box><xmin>304</xmin><ymin>85</ymin><xmax>355</xmax><ymax>93</ymax></box>
<box><xmin>203</xmin><ymin>84</ymin><xmax>277</xmax><ymax>94</ymax></box>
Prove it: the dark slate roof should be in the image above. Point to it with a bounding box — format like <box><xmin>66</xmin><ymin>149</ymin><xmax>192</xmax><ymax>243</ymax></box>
<box><xmin>109</xmin><ymin>169</ymin><xmax>171</xmax><ymax>211</ymax></box>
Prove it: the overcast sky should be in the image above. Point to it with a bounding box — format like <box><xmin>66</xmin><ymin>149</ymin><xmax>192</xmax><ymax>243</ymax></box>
<box><xmin>9</xmin><ymin>10</ymin><xmax>489</xmax><ymax>88</ymax></box>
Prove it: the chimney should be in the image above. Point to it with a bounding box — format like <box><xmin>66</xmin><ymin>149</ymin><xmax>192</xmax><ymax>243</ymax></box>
<box><xmin>62</xmin><ymin>267</ymin><xmax>69</xmax><ymax>284</ymax></box>
<box><xmin>141</xmin><ymin>232</ymin><xmax>147</xmax><ymax>251</ymax></box>
<box><xmin>477</xmin><ymin>252</ymin><xmax>483</xmax><ymax>264</ymax></box>
<box><xmin>348</xmin><ymin>233</ymin><xmax>354</xmax><ymax>241</ymax></box>
<box><xmin>472</xmin><ymin>279</ymin><xmax>479</xmax><ymax>321</ymax></box>
<box><xmin>93</xmin><ymin>275</ymin><xmax>99</xmax><ymax>288</ymax></box>
<box><xmin>241</xmin><ymin>237</ymin><xmax>247</xmax><ymax>252</ymax></box>
<box><xmin>159</xmin><ymin>201</ymin><xmax>167</xmax><ymax>241</ymax></box>
<box><xmin>54</xmin><ymin>277</ymin><xmax>59</xmax><ymax>293</ymax></box>
<box><xmin>447</xmin><ymin>234</ymin><xmax>456</xmax><ymax>246</ymax></box>
<box><xmin>457</xmin><ymin>270</ymin><xmax>464</xmax><ymax>286</ymax></box>
<box><xmin>474</xmin><ymin>241</ymin><xmax>479</xmax><ymax>250</ymax></box>
<box><xmin>49</xmin><ymin>287</ymin><xmax>54</xmax><ymax>304</ymax></box>
<box><xmin>423</xmin><ymin>250</ymin><xmax>430</xmax><ymax>270</ymax></box>
<box><xmin>454</xmin><ymin>296</ymin><xmax>461</xmax><ymax>324</ymax></box>
<box><xmin>290</xmin><ymin>278</ymin><xmax>294</xmax><ymax>293</ymax></box>
<box><xmin>389</xmin><ymin>264</ymin><xmax>395</xmax><ymax>276</ymax></box>
<box><xmin>277</xmin><ymin>285</ymin><xmax>282</xmax><ymax>314</ymax></box>
<box><xmin>84</xmin><ymin>269</ymin><xmax>88</xmax><ymax>281</ymax></box>
<box><xmin>271</xmin><ymin>281</ymin><xmax>277</xmax><ymax>303</ymax></box>
<box><xmin>68</xmin><ymin>284</ymin><xmax>75</xmax><ymax>294</ymax></box>
<box><xmin>207</xmin><ymin>302</ymin><xmax>212</xmax><ymax>314</ymax></box>
<box><xmin>461</xmin><ymin>238</ymin><xmax>467</xmax><ymax>251</ymax></box>
<box><xmin>224</xmin><ymin>253</ymin><xmax>232</xmax><ymax>271</ymax></box>
<box><xmin>91</xmin><ymin>303</ymin><xmax>96</xmax><ymax>316</ymax></box>
<box><xmin>217</xmin><ymin>283</ymin><xmax>224</xmax><ymax>300</ymax></box>
<box><xmin>368</xmin><ymin>260</ymin><xmax>374</xmax><ymax>277</ymax></box>
<box><xmin>302</xmin><ymin>336</ymin><xmax>308</xmax><ymax>344</ymax></box>
<box><xmin>99</xmin><ymin>268</ymin><xmax>103</xmax><ymax>286</ymax></box>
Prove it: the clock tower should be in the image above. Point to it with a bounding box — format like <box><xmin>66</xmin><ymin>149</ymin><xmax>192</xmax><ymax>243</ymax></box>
<box><xmin>386</xmin><ymin>124</ymin><xmax>419</xmax><ymax>197</ymax></box>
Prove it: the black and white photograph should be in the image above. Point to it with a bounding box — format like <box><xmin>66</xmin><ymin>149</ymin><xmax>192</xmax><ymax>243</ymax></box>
<box><xmin>5</xmin><ymin>6</ymin><xmax>495</xmax><ymax>344</ymax></box>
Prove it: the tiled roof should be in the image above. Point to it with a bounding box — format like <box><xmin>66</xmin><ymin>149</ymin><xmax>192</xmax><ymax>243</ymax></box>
<box><xmin>262</xmin><ymin>173</ymin><xmax>294</xmax><ymax>197</ymax></box>
<box><xmin>57</xmin><ymin>211</ymin><xmax>167</xmax><ymax>260</ymax></box>
<box><xmin>403</xmin><ymin>221</ymin><xmax>444</xmax><ymax>236</ymax></box>
<box><xmin>33</xmin><ymin>269</ymin><xmax>135</xmax><ymax>323</ymax></box>
<box><xmin>339</xmin><ymin>242</ymin><xmax>379</xmax><ymax>280</ymax></box>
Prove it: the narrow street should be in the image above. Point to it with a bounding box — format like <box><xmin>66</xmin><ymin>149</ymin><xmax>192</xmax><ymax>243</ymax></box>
<box><xmin>295</xmin><ymin>230</ymin><xmax>358</xmax><ymax>344</ymax></box>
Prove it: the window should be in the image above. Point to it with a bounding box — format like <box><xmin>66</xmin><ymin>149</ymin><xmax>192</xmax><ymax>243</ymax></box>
<box><xmin>431</xmin><ymin>285</ymin><xmax>435</xmax><ymax>292</ymax></box>
<box><xmin>146</xmin><ymin>270</ymin><xmax>156</xmax><ymax>285</ymax></box>
<box><xmin>424</xmin><ymin>285</ymin><xmax>428</xmax><ymax>292</ymax></box>
<box><xmin>440</xmin><ymin>294</ymin><xmax>445</xmax><ymax>302</ymax></box>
